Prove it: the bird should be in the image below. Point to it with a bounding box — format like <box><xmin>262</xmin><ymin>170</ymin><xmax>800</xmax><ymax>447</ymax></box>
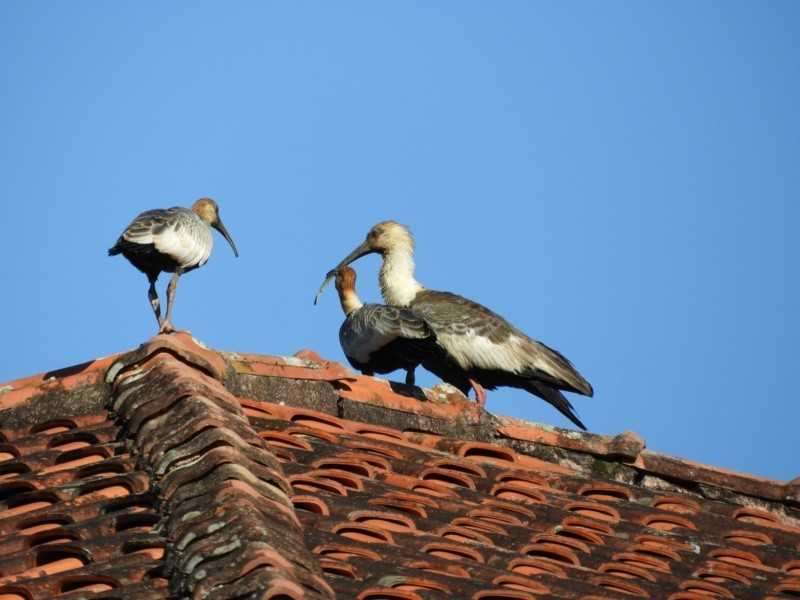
<box><xmin>109</xmin><ymin>197</ymin><xmax>238</xmax><ymax>334</ymax></box>
<box><xmin>315</xmin><ymin>221</ymin><xmax>593</xmax><ymax>430</ymax></box>
<box><xmin>333</xmin><ymin>265</ymin><xmax>452</xmax><ymax>387</ymax></box>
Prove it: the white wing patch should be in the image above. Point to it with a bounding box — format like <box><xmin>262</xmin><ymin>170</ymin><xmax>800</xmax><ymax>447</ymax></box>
<box><xmin>437</xmin><ymin>330</ymin><xmax>549</xmax><ymax>374</ymax></box>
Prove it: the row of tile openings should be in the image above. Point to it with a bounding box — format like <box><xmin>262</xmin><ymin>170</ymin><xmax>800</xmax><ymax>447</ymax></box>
<box><xmin>0</xmin><ymin>471</ymin><xmax>147</xmax><ymax>517</ymax></box>
<box><xmin>1</xmin><ymin>496</ymin><xmax>159</xmax><ymax>561</ymax></box>
<box><xmin>2</xmin><ymin>531</ymin><xmax>164</xmax><ymax>568</ymax></box>
<box><xmin>0</xmin><ymin>577</ymin><xmax>124</xmax><ymax>599</ymax></box>
<box><xmin>310</xmin><ymin>531</ymin><xmax>800</xmax><ymax>600</ymax></box>
<box><xmin>317</xmin><ymin>553</ymin><xmax>800</xmax><ymax>600</ymax></box>
<box><xmin>0</xmin><ymin>434</ymin><xmax>104</xmax><ymax>463</ymax></box>
<box><xmin>0</xmin><ymin>550</ymin><xmax>165</xmax><ymax>598</ymax></box>
<box><xmin>311</xmin><ymin>536</ymin><xmax>660</xmax><ymax>600</ymax></box>
<box><xmin>254</xmin><ymin>409</ymin><xmax>800</xmax><ymax>527</ymax></box>
<box><xmin>256</xmin><ymin>413</ymin><xmax>800</xmax><ymax>533</ymax></box>
<box><xmin>290</xmin><ymin>494</ymin><xmax>800</xmax><ymax>598</ymax></box>
<box><xmin>264</xmin><ymin>401</ymin><xmax>800</xmax><ymax>525</ymax></box>
<box><xmin>7</xmin><ymin>510</ymin><xmax>159</xmax><ymax>546</ymax></box>
<box><xmin>317</xmin><ymin>492</ymin><xmax>798</xmax><ymax>574</ymax></box>
<box><xmin>0</xmin><ymin>422</ymin><xmax>118</xmax><ymax>451</ymax></box>
<box><xmin>259</xmin><ymin>409</ymin><xmax>591</xmax><ymax>491</ymax></box>
<box><xmin>311</xmin><ymin>540</ymin><xmax>637</xmax><ymax>598</ymax></box>
<box><xmin>1</xmin><ymin>515</ymin><xmax>163</xmax><ymax>572</ymax></box>
<box><xmin>0</xmin><ymin>414</ymin><xmax>117</xmax><ymax>445</ymax></box>
<box><xmin>0</xmin><ymin>558</ymin><xmax>168</xmax><ymax>600</ymax></box>
<box><xmin>0</xmin><ymin>453</ymin><xmax>131</xmax><ymax>490</ymax></box>
<box><xmin>290</xmin><ymin>474</ymin><xmax>792</xmax><ymax>562</ymax></box>
<box><xmin>277</xmin><ymin>443</ymin><xmax>794</xmax><ymax>546</ymax></box>
<box><xmin>272</xmin><ymin>434</ymin><xmax>796</xmax><ymax>584</ymax></box>
<box><xmin>0</xmin><ymin>419</ymin><xmax>121</xmax><ymax>463</ymax></box>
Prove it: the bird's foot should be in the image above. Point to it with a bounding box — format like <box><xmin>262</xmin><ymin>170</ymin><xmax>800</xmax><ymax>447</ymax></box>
<box><xmin>469</xmin><ymin>379</ymin><xmax>487</xmax><ymax>408</ymax></box>
<box><xmin>158</xmin><ymin>321</ymin><xmax>189</xmax><ymax>335</ymax></box>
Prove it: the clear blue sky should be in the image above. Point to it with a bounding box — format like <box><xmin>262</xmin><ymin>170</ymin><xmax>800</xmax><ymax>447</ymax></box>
<box><xmin>2</xmin><ymin>3</ymin><xmax>798</xmax><ymax>481</ymax></box>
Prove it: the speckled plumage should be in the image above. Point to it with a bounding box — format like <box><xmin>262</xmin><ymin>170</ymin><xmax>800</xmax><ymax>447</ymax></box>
<box><xmin>109</xmin><ymin>198</ymin><xmax>238</xmax><ymax>334</ymax></box>
<box><xmin>320</xmin><ymin>221</ymin><xmax>593</xmax><ymax>430</ymax></box>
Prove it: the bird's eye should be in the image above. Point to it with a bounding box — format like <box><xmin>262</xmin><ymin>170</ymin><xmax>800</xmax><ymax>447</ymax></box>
<box><xmin>369</xmin><ymin>229</ymin><xmax>378</xmax><ymax>239</ymax></box>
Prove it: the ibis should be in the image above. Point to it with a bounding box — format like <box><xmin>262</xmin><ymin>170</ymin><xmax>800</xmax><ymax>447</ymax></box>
<box><xmin>316</xmin><ymin>221</ymin><xmax>593</xmax><ymax>430</ymax></box>
<box><xmin>109</xmin><ymin>197</ymin><xmax>238</xmax><ymax>334</ymax></box>
<box><xmin>333</xmin><ymin>265</ymin><xmax>453</xmax><ymax>387</ymax></box>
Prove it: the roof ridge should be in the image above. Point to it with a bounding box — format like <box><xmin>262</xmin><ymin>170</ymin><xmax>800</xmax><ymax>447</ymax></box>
<box><xmin>105</xmin><ymin>334</ymin><xmax>334</xmax><ymax>599</ymax></box>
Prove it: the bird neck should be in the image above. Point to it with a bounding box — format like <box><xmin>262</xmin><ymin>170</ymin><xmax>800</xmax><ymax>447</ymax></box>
<box><xmin>339</xmin><ymin>289</ymin><xmax>363</xmax><ymax>316</ymax></box>
<box><xmin>379</xmin><ymin>246</ymin><xmax>424</xmax><ymax>306</ymax></box>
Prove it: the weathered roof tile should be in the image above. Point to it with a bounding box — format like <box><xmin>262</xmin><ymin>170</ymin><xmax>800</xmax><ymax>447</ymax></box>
<box><xmin>1</xmin><ymin>334</ymin><xmax>799</xmax><ymax>599</ymax></box>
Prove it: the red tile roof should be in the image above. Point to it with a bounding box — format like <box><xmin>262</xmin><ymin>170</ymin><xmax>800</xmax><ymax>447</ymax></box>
<box><xmin>1</xmin><ymin>333</ymin><xmax>799</xmax><ymax>599</ymax></box>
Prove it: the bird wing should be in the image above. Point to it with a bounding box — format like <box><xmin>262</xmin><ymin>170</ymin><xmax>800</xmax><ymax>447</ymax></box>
<box><xmin>121</xmin><ymin>207</ymin><xmax>211</xmax><ymax>268</ymax></box>
<box><xmin>340</xmin><ymin>304</ymin><xmax>432</xmax><ymax>364</ymax></box>
<box><xmin>412</xmin><ymin>290</ymin><xmax>592</xmax><ymax>395</ymax></box>
<box><xmin>120</xmin><ymin>208</ymin><xmax>182</xmax><ymax>245</ymax></box>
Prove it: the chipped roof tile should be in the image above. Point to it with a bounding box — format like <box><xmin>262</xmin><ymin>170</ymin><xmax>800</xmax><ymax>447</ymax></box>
<box><xmin>1</xmin><ymin>334</ymin><xmax>799</xmax><ymax>599</ymax></box>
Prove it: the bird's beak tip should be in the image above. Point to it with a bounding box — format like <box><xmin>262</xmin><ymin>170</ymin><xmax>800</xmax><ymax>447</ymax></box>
<box><xmin>314</xmin><ymin>270</ymin><xmax>337</xmax><ymax>306</ymax></box>
<box><xmin>313</xmin><ymin>240</ymin><xmax>373</xmax><ymax>306</ymax></box>
<box><xmin>212</xmin><ymin>221</ymin><xmax>238</xmax><ymax>258</ymax></box>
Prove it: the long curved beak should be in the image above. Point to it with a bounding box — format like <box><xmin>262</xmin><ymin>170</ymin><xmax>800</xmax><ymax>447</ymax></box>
<box><xmin>313</xmin><ymin>240</ymin><xmax>374</xmax><ymax>305</ymax></box>
<box><xmin>313</xmin><ymin>268</ymin><xmax>338</xmax><ymax>306</ymax></box>
<box><xmin>212</xmin><ymin>219</ymin><xmax>239</xmax><ymax>257</ymax></box>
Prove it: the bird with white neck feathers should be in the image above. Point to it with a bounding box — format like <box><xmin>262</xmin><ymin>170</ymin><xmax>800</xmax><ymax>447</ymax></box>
<box><xmin>316</xmin><ymin>221</ymin><xmax>593</xmax><ymax>430</ymax></box>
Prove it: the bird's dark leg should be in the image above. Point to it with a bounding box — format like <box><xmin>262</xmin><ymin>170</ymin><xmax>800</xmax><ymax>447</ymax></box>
<box><xmin>147</xmin><ymin>273</ymin><xmax>163</xmax><ymax>328</ymax></box>
<box><xmin>404</xmin><ymin>367</ymin><xmax>416</xmax><ymax>387</ymax></box>
<box><xmin>160</xmin><ymin>269</ymin><xmax>187</xmax><ymax>334</ymax></box>
<box><xmin>470</xmin><ymin>379</ymin><xmax>487</xmax><ymax>408</ymax></box>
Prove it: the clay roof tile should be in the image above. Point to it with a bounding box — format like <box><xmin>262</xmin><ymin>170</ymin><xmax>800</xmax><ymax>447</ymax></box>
<box><xmin>1</xmin><ymin>334</ymin><xmax>798</xmax><ymax>599</ymax></box>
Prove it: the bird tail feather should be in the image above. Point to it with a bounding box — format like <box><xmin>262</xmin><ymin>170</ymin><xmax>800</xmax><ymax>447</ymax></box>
<box><xmin>523</xmin><ymin>379</ymin><xmax>587</xmax><ymax>431</ymax></box>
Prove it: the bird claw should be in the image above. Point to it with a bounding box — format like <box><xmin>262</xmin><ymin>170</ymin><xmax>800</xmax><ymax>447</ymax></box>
<box><xmin>158</xmin><ymin>322</ymin><xmax>189</xmax><ymax>335</ymax></box>
<box><xmin>469</xmin><ymin>379</ymin><xmax>487</xmax><ymax>408</ymax></box>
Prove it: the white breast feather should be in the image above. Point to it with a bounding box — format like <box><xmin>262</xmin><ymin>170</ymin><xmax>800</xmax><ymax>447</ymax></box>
<box><xmin>154</xmin><ymin>218</ymin><xmax>213</xmax><ymax>268</ymax></box>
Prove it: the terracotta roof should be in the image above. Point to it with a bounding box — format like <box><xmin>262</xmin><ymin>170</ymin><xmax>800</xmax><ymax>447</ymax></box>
<box><xmin>1</xmin><ymin>334</ymin><xmax>799</xmax><ymax>599</ymax></box>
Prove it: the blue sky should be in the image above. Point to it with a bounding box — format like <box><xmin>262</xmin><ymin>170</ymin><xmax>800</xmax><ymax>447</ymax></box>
<box><xmin>2</xmin><ymin>3</ymin><xmax>798</xmax><ymax>481</ymax></box>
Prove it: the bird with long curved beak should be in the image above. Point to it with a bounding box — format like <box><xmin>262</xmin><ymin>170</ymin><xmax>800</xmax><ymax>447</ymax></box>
<box><xmin>333</xmin><ymin>265</ymin><xmax>453</xmax><ymax>387</ymax></box>
<box><xmin>316</xmin><ymin>221</ymin><xmax>593</xmax><ymax>430</ymax></box>
<box><xmin>109</xmin><ymin>197</ymin><xmax>238</xmax><ymax>334</ymax></box>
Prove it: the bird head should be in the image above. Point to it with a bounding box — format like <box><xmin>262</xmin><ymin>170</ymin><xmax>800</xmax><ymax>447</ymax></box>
<box><xmin>333</xmin><ymin>265</ymin><xmax>363</xmax><ymax>315</ymax></box>
<box><xmin>192</xmin><ymin>198</ymin><xmax>239</xmax><ymax>258</ymax></box>
<box><xmin>334</xmin><ymin>265</ymin><xmax>357</xmax><ymax>295</ymax></box>
<box><xmin>314</xmin><ymin>221</ymin><xmax>412</xmax><ymax>304</ymax></box>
